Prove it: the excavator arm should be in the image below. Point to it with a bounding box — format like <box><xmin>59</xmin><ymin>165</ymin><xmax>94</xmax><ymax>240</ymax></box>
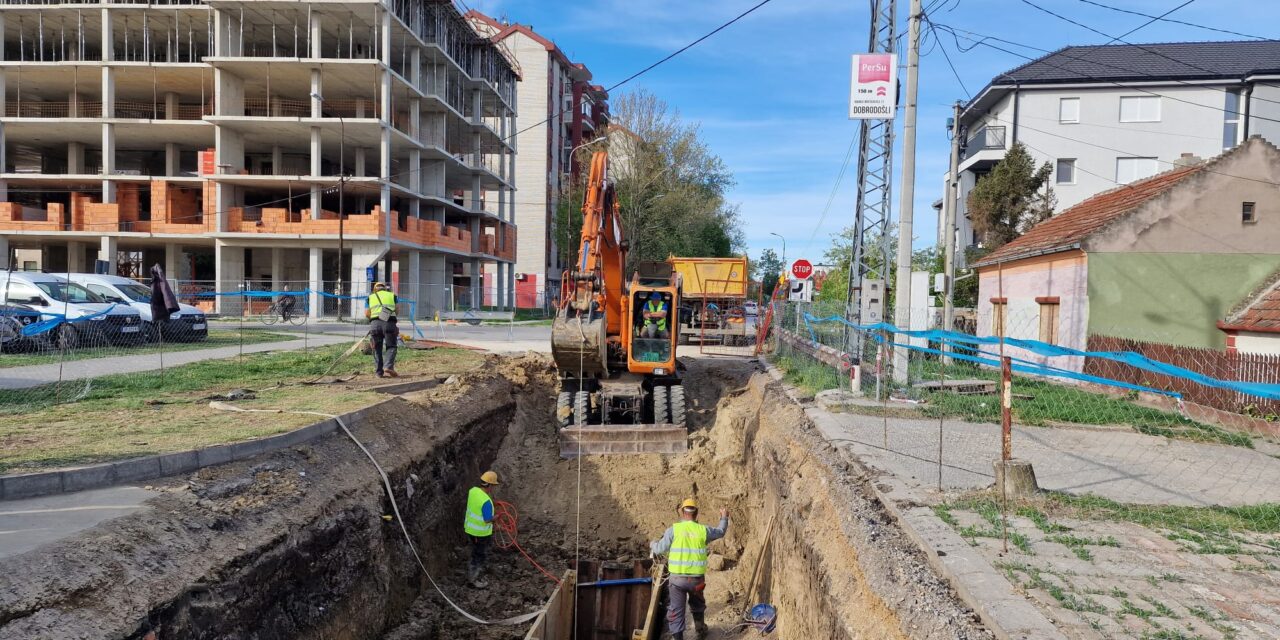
<box><xmin>562</xmin><ymin>151</ymin><xmax>627</xmax><ymax>337</ymax></box>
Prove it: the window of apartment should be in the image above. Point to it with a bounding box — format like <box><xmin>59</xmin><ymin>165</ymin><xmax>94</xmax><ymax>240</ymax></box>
<box><xmin>1116</xmin><ymin>157</ymin><xmax>1160</xmax><ymax>184</ymax></box>
<box><xmin>1056</xmin><ymin>159</ymin><xmax>1076</xmax><ymax>185</ymax></box>
<box><xmin>991</xmin><ymin>298</ymin><xmax>1008</xmax><ymax>337</ymax></box>
<box><xmin>1119</xmin><ymin>96</ymin><xmax>1161</xmax><ymax>122</ymax></box>
<box><xmin>1038</xmin><ymin>299</ymin><xmax>1060</xmax><ymax>344</ymax></box>
<box><xmin>1223</xmin><ymin>90</ymin><xmax>1242</xmax><ymax>149</ymax></box>
<box><xmin>1058</xmin><ymin>97</ymin><xmax>1080</xmax><ymax>123</ymax></box>
<box><xmin>1243</xmin><ymin>201</ymin><xmax>1257</xmax><ymax>224</ymax></box>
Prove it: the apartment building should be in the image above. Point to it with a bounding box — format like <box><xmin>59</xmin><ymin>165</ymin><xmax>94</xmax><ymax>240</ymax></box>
<box><xmin>0</xmin><ymin>0</ymin><xmax>518</xmax><ymax>317</ymax></box>
<box><xmin>943</xmin><ymin>41</ymin><xmax>1280</xmax><ymax>265</ymax></box>
<box><xmin>467</xmin><ymin>11</ymin><xmax>608</xmax><ymax>309</ymax></box>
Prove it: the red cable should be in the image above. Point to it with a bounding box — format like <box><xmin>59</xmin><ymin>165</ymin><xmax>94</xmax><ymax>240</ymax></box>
<box><xmin>494</xmin><ymin>500</ymin><xmax>562</xmax><ymax>585</ymax></box>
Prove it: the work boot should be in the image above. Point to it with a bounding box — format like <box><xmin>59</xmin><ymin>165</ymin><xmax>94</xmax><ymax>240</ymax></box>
<box><xmin>693</xmin><ymin>612</ymin><xmax>709</xmax><ymax>640</ymax></box>
<box><xmin>386</xmin><ymin>368</ymin><xmax>399</xmax><ymax>378</ymax></box>
<box><xmin>468</xmin><ymin>567</ymin><xmax>488</xmax><ymax>589</ymax></box>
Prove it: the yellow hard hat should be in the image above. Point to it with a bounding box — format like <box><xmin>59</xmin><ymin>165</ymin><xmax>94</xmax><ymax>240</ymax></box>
<box><xmin>373</xmin><ymin>282</ymin><xmax>387</xmax><ymax>290</ymax></box>
<box><xmin>680</xmin><ymin>498</ymin><xmax>698</xmax><ymax>511</ymax></box>
<box><xmin>481</xmin><ymin>470</ymin><xmax>500</xmax><ymax>485</ymax></box>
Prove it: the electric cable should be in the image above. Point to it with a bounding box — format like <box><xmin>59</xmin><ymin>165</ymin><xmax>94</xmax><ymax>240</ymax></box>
<box><xmin>493</xmin><ymin>500</ymin><xmax>563</xmax><ymax>585</ymax></box>
<box><xmin>1073</xmin><ymin>0</ymin><xmax>1265</xmax><ymax>40</ymax></box>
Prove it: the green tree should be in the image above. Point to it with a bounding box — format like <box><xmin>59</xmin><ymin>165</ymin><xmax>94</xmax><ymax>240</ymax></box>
<box><xmin>755</xmin><ymin>248</ymin><xmax>784</xmax><ymax>298</ymax></box>
<box><xmin>966</xmin><ymin>142</ymin><xmax>1055</xmax><ymax>249</ymax></box>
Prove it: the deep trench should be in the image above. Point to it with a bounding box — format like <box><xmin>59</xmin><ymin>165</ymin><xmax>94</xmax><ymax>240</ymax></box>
<box><xmin>0</xmin><ymin>354</ymin><xmax>990</xmax><ymax>640</ymax></box>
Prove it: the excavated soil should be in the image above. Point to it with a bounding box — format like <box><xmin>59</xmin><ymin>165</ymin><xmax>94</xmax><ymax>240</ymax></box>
<box><xmin>0</xmin><ymin>353</ymin><xmax>989</xmax><ymax>640</ymax></box>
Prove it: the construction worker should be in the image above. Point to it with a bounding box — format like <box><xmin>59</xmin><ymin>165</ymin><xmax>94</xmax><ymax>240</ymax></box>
<box><xmin>650</xmin><ymin>498</ymin><xmax>729</xmax><ymax>640</ymax></box>
<box><xmin>364</xmin><ymin>282</ymin><xmax>399</xmax><ymax>378</ymax></box>
<box><xmin>464</xmin><ymin>470</ymin><xmax>500</xmax><ymax>589</ymax></box>
<box><xmin>641</xmin><ymin>291</ymin><xmax>669</xmax><ymax>339</ymax></box>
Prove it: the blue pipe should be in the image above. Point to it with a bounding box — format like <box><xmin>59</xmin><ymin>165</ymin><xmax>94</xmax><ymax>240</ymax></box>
<box><xmin>576</xmin><ymin>577</ymin><xmax>653</xmax><ymax>588</ymax></box>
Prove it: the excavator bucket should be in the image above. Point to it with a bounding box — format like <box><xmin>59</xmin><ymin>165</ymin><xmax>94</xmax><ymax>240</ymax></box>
<box><xmin>559</xmin><ymin>423</ymin><xmax>688</xmax><ymax>457</ymax></box>
<box><xmin>551</xmin><ymin>312</ymin><xmax>608</xmax><ymax>375</ymax></box>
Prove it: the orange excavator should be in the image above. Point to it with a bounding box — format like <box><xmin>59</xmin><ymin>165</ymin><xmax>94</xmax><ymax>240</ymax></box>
<box><xmin>552</xmin><ymin>150</ymin><xmax>687</xmax><ymax>456</ymax></box>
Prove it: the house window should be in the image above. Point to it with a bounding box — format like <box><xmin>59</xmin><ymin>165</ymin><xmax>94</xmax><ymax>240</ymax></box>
<box><xmin>1116</xmin><ymin>157</ymin><xmax>1159</xmax><ymax>184</ymax></box>
<box><xmin>1038</xmin><ymin>301</ymin><xmax>1060</xmax><ymax>344</ymax></box>
<box><xmin>1119</xmin><ymin>96</ymin><xmax>1161</xmax><ymax>122</ymax></box>
<box><xmin>1058</xmin><ymin>97</ymin><xmax>1080</xmax><ymax>123</ymax></box>
<box><xmin>1224</xmin><ymin>90</ymin><xmax>1242</xmax><ymax>149</ymax></box>
<box><xmin>1056</xmin><ymin>159</ymin><xmax>1076</xmax><ymax>185</ymax></box>
<box><xmin>1243</xmin><ymin>201</ymin><xmax>1257</xmax><ymax>224</ymax></box>
<box><xmin>991</xmin><ymin>299</ymin><xmax>1007</xmax><ymax>337</ymax></box>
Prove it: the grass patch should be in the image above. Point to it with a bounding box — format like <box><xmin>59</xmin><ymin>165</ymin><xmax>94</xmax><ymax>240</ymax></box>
<box><xmin>1045</xmin><ymin>534</ymin><xmax>1121</xmax><ymax>560</ymax></box>
<box><xmin>933</xmin><ymin>504</ymin><xmax>958</xmax><ymax>526</ymax></box>
<box><xmin>912</xmin><ymin>361</ymin><xmax>1252</xmax><ymax>448</ymax></box>
<box><xmin>945</xmin><ymin>497</ymin><xmax>1034</xmax><ymax>553</ymax></box>
<box><xmin>1041</xmin><ymin>492</ymin><xmax>1280</xmax><ymax>537</ymax></box>
<box><xmin>0</xmin><ymin>329</ymin><xmax>294</xmax><ymax>368</ymax></box>
<box><xmin>0</xmin><ymin>345</ymin><xmax>483</xmax><ymax>474</ymax></box>
<box><xmin>773</xmin><ymin>352</ymin><xmax>843</xmax><ymax>395</ymax></box>
<box><xmin>996</xmin><ymin>560</ymin><xmax>1104</xmax><ymax>614</ymax></box>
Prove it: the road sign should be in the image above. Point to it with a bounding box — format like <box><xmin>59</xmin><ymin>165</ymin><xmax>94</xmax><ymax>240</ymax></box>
<box><xmin>788</xmin><ymin>279</ymin><xmax>813</xmax><ymax>302</ymax></box>
<box><xmin>791</xmin><ymin>259</ymin><xmax>813</xmax><ymax>280</ymax></box>
<box><xmin>849</xmin><ymin>53</ymin><xmax>898</xmax><ymax>120</ymax></box>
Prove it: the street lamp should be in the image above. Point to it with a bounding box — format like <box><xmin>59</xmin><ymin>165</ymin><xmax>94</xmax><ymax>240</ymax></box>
<box><xmin>311</xmin><ymin>92</ymin><xmax>347</xmax><ymax>320</ymax></box>
<box><xmin>770</xmin><ymin>232</ymin><xmax>786</xmax><ymax>267</ymax></box>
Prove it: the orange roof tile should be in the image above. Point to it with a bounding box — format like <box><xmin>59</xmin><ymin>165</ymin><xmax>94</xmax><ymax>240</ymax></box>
<box><xmin>973</xmin><ymin>164</ymin><xmax>1203</xmax><ymax>268</ymax></box>
<box><xmin>1222</xmin><ymin>271</ymin><xmax>1280</xmax><ymax>334</ymax></box>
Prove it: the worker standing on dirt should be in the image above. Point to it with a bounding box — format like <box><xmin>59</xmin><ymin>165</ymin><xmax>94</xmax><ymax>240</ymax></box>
<box><xmin>641</xmin><ymin>291</ymin><xmax>669</xmax><ymax>339</ymax></box>
<box><xmin>464</xmin><ymin>471</ymin><xmax>500</xmax><ymax>589</ymax></box>
<box><xmin>365</xmin><ymin>282</ymin><xmax>399</xmax><ymax>378</ymax></box>
<box><xmin>650</xmin><ymin>498</ymin><xmax>728</xmax><ymax>640</ymax></box>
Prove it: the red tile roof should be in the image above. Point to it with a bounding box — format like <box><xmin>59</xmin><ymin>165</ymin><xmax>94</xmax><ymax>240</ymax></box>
<box><xmin>973</xmin><ymin>164</ymin><xmax>1203</xmax><ymax>268</ymax></box>
<box><xmin>1222</xmin><ymin>272</ymin><xmax>1280</xmax><ymax>334</ymax></box>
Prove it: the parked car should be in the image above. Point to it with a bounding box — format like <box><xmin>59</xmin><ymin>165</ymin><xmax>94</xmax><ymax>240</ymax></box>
<box><xmin>0</xmin><ymin>303</ymin><xmax>44</xmax><ymax>352</ymax></box>
<box><xmin>69</xmin><ymin>274</ymin><xmax>208</xmax><ymax>342</ymax></box>
<box><xmin>743</xmin><ymin>300</ymin><xmax>760</xmax><ymax>316</ymax></box>
<box><xmin>0</xmin><ymin>273</ymin><xmax>144</xmax><ymax>349</ymax></box>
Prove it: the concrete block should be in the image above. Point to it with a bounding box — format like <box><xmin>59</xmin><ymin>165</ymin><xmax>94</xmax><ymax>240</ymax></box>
<box><xmin>1</xmin><ymin>472</ymin><xmax>64</xmax><ymax>500</ymax></box>
<box><xmin>198</xmin><ymin>444</ymin><xmax>234</xmax><ymax>468</ymax></box>
<box><xmin>274</xmin><ymin>420</ymin><xmax>333</xmax><ymax>448</ymax></box>
<box><xmin>229</xmin><ymin>439</ymin><xmax>274</xmax><ymax>462</ymax></box>
<box><xmin>114</xmin><ymin>456</ymin><xmax>163</xmax><ymax>483</ymax></box>
<box><xmin>62</xmin><ymin>464</ymin><xmax>118</xmax><ymax>493</ymax></box>
<box><xmin>158</xmin><ymin>451</ymin><xmax>201</xmax><ymax>476</ymax></box>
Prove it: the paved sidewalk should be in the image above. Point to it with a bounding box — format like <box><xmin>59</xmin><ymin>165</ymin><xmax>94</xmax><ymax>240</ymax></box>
<box><xmin>0</xmin><ymin>332</ymin><xmax>351</xmax><ymax>390</ymax></box>
<box><xmin>811</xmin><ymin>409</ymin><xmax>1280</xmax><ymax>507</ymax></box>
<box><xmin>0</xmin><ymin>487</ymin><xmax>155</xmax><ymax>559</ymax></box>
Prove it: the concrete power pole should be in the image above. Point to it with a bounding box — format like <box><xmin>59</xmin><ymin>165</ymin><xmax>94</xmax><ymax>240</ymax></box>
<box><xmin>942</xmin><ymin>100</ymin><xmax>962</xmax><ymax>356</ymax></box>
<box><xmin>891</xmin><ymin>0</ymin><xmax>923</xmax><ymax>384</ymax></box>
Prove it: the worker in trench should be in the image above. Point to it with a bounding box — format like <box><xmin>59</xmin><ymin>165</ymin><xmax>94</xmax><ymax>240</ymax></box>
<box><xmin>464</xmin><ymin>471</ymin><xmax>500</xmax><ymax>588</ymax></box>
<box><xmin>650</xmin><ymin>498</ymin><xmax>729</xmax><ymax>640</ymax></box>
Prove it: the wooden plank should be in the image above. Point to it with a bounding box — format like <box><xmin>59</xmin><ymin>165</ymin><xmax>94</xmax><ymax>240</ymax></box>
<box><xmin>575</xmin><ymin>561</ymin><xmax>601</xmax><ymax>640</ymax></box>
<box><xmin>597</xmin><ymin>563</ymin><xmax>628</xmax><ymax>638</ymax></box>
<box><xmin>525</xmin><ymin>570</ymin><xmax>576</xmax><ymax>640</ymax></box>
<box><xmin>632</xmin><ymin>564</ymin><xmax>666</xmax><ymax>640</ymax></box>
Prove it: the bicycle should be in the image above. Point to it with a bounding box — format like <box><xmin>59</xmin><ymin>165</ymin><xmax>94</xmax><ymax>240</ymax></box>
<box><xmin>261</xmin><ymin>295</ymin><xmax>307</xmax><ymax>326</ymax></box>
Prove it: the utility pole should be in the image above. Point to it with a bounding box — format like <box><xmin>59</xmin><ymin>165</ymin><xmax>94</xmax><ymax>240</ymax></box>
<box><xmin>942</xmin><ymin>100</ymin><xmax>962</xmax><ymax>358</ymax></box>
<box><xmin>891</xmin><ymin>0</ymin><xmax>923</xmax><ymax>384</ymax></box>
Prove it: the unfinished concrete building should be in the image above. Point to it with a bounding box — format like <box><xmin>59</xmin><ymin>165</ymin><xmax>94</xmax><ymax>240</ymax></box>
<box><xmin>0</xmin><ymin>0</ymin><xmax>518</xmax><ymax>317</ymax></box>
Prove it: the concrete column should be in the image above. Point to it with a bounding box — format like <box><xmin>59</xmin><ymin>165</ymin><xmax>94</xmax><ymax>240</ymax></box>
<box><xmin>270</xmin><ymin>247</ymin><xmax>284</xmax><ymax>293</ymax></box>
<box><xmin>101</xmin><ymin>122</ymin><xmax>115</xmax><ymax>202</ymax></box>
<box><xmin>409</xmin><ymin>46</ymin><xmax>421</xmax><ymax>93</ymax></box>
<box><xmin>271</xmin><ymin>145</ymin><xmax>282</xmax><ymax>176</ymax></box>
<box><xmin>98</xmin><ymin>236</ymin><xmax>118</xmax><ymax>274</ymax></box>
<box><xmin>0</xmin><ymin>15</ymin><xmax>6</xmax><ymax>63</ymax></box>
<box><xmin>309</xmin><ymin>11</ymin><xmax>322</xmax><ymax>59</ymax></box>
<box><xmin>214</xmin><ymin>241</ymin><xmax>244</xmax><ymax>316</ymax></box>
<box><xmin>506</xmin><ymin>262</ymin><xmax>515</xmax><ymax>310</ymax></box>
<box><xmin>164</xmin><ymin>91</ymin><xmax>179</xmax><ymax>119</ymax></box>
<box><xmin>470</xmin><ymin>258</ymin><xmax>481</xmax><ymax>309</ymax></box>
<box><xmin>0</xmin><ymin>236</ymin><xmax>8</xmax><ymax>270</ymax></box>
<box><xmin>67</xmin><ymin>241</ymin><xmax>86</xmax><ymax>273</ymax></box>
<box><xmin>495</xmin><ymin>262</ymin><xmax>506</xmax><ymax>311</ymax></box>
<box><xmin>399</xmin><ymin>250</ymin><xmax>421</xmax><ymax>319</ymax></box>
<box><xmin>100</xmin><ymin>9</ymin><xmax>112</xmax><ymax>62</ymax></box>
<box><xmin>354</xmin><ymin>147</ymin><xmax>366</xmax><ymax>178</ymax></box>
<box><xmin>310</xmin><ymin>126</ymin><xmax>322</xmax><ymax>219</ymax></box>
<box><xmin>308</xmin><ymin>246</ymin><xmax>322</xmax><ymax>318</ymax></box>
<box><xmin>423</xmin><ymin>253</ymin><xmax>448</xmax><ymax>315</ymax></box>
<box><xmin>164</xmin><ymin>142</ymin><xmax>180</xmax><ymax>177</ymax></box>
<box><xmin>164</xmin><ymin>243</ymin><xmax>181</xmax><ymax>281</ymax></box>
<box><xmin>310</xmin><ymin>69</ymin><xmax>322</xmax><ymax>117</ymax></box>
<box><xmin>68</xmin><ymin>142</ymin><xmax>86</xmax><ymax>174</ymax></box>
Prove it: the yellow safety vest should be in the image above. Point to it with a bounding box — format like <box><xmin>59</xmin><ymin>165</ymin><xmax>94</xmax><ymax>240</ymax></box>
<box><xmin>368</xmin><ymin>290</ymin><xmax>397</xmax><ymax>317</ymax></box>
<box><xmin>645</xmin><ymin>300</ymin><xmax>667</xmax><ymax>331</ymax></box>
<box><xmin>669</xmin><ymin>520</ymin><xmax>708</xmax><ymax>576</ymax></box>
<box><xmin>464</xmin><ymin>487</ymin><xmax>494</xmax><ymax>537</ymax></box>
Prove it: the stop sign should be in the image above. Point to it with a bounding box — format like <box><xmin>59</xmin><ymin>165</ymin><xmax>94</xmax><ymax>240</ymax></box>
<box><xmin>791</xmin><ymin>259</ymin><xmax>813</xmax><ymax>280</ymax></box>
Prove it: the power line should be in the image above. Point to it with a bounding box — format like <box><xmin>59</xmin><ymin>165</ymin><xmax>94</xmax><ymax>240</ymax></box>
<box><xmin>932</xmin><ymin>22</ymin><xmax>1280</xmax><ymax>123</ymax></box>
<box><xmin>924</xmin><ymin>15</ymin><xmax>971</xmax><ymax>99</ymax></box>
<box><xmin>1109</xmin><ymin>0</ymin><xmax>1195</xmax><ymax>42</ymax></box>
<box><xmin>1073</xmin><ymin>0</ymin><xmax>1266</xmax><ymax>41</ymax></box>
<box><xmin>804</xmin><ymin>132</ymin><xmax>859</xmax><ymax>253</ymax></box>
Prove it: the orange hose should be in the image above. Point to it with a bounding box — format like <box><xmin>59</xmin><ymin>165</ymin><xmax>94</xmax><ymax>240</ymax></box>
<box><xmin>494</xmin><ymin>500</ymin><xmax>562</xmax><ymax>585</ymax></box>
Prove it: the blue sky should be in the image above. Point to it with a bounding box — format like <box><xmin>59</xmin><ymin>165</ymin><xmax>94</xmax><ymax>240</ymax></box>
<box><xmin>465</xmin><ymin>0</ymin><xmax>1279</xmax><ymax>265</ymax></box>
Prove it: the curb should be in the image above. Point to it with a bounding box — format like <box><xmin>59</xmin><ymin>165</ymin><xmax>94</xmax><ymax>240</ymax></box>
<box><xmin>757</xmin><ymin>355</ymin><xmax>1065</xmax><ymax>640</ymax></box>
<box><xmin>0</xmin><ymin>398</ymin><xmax>397</xmax><ymax>502</ymax></box>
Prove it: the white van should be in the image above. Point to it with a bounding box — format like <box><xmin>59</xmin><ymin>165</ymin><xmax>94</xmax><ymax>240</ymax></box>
<box><xmin>69</xmin><ymin>274</ymin><xmax>208</xmax><ymax>342</ymax></box>
<box><xmin>0</xmin><ymin>272</ymin><xmax>143</xmax><ymax>349</ymax></box>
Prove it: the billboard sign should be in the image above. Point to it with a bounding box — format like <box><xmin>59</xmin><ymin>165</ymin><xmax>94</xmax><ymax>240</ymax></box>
<box><xmin>849</xmin><ymin>53</ymin><xmax>897</xmax><ymax>120</ymax></box>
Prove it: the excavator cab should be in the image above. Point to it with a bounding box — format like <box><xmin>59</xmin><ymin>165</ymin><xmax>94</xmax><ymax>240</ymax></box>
<box><xmin>552</xmin><ymin>152</ymin><xmax>688</xmax><ymax>457</ymax></box>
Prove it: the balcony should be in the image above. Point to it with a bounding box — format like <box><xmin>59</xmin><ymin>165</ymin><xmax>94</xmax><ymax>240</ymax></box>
<box><xmin>226</xmin><ymin>207</ymin><xmax>385</xmax><ymax>237</ymax></box>
<box><xmin>960</xmin><ymin>125</ymin><xmax>1008</xmax><ymax>171</ymax></box>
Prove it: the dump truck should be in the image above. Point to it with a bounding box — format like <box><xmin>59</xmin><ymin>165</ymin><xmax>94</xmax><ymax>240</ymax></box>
<box><xmin>551</xmin><ymin>150</ymin><xmax>687</xmax><ymax>457</ymax></box>
<box><xmin>667</xmin><ymin>256</ymin><xmax>755</xmax><ymax>346</ymax></box>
